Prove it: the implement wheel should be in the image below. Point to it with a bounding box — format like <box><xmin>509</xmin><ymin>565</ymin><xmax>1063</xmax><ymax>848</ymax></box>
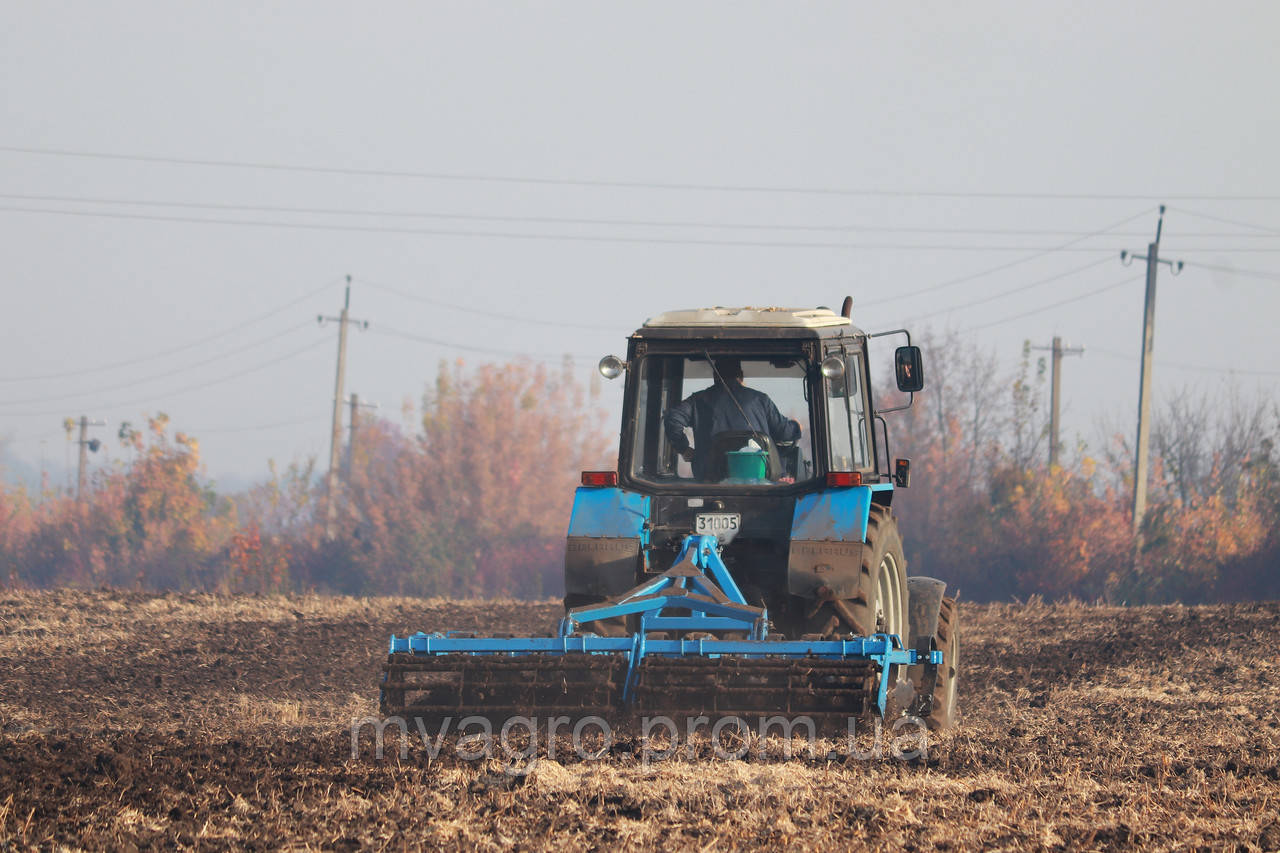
<box><xmin>923</xmin><ymin>597</ymin><xmax>960</xmax><ymax>729</ymax></box>
<box><xmin>904</xmin><ymin>581</ymin><xmax>960</xmax><ymax>731</ymax></box>
<box><xmin>802</xmin><ymin>503</ymin><xmax>908</xmax><ymax>639</ymax></box>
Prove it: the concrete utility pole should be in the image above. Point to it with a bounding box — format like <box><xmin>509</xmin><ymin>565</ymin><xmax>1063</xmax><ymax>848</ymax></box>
<box><xmin>1121</xmin><ymin>206</ymin><xmax>1183</xmax><ymax>538</ymax></box>
<box><xmin>68</xmin><ymin>416</ymin><xmax>106</xmax><ymax>500</ymax></box>
<box><xmin>343</xmin><ymin>393</ymin><xmax>379</xmax><ymax>480</ymax></box>
<box><xmin>1032</xmin><ymin>337</ymin><xmax>1084</xmax><ymax>467</ymax></box>
<box><xmin>318</xmin><ymin>276</ymin><xmax>368</xmax><ymax>538</ymax></box>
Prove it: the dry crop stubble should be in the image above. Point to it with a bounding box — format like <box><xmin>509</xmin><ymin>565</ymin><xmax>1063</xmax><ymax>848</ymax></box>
<box><xmin>0</xmin><ymin>589</ymin><xmax>1276</xmax><ymax>849</ymax></box>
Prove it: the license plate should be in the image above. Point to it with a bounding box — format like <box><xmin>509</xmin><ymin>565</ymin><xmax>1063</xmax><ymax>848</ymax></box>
<box><xmin>695</xmin><ymin>512</ymin><xmax>741</xmax><ymax>543</ymax></box>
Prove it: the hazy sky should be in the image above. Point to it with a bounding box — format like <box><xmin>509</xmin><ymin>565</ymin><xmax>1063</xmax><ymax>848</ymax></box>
<box><xmin>2</xmin><ymin>2</ymin><xmax>1278</xmax><ymax>489</ymax></box>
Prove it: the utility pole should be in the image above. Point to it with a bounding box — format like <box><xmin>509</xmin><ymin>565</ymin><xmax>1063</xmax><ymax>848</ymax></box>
<box><xmin>39</xmin><ymin>439</ymin><xmax>47</xmax><ymax>502</ymax></box>
<box><xmin>318</xmin><ymin>276</ymin><xmax>368</xmax><ymax>538</ymax></box>
<box><xmin>1121</xmin><ymin>206</ymin><xmax>1183</xmax><ymax>538</ymax></box>
<box><xmin>66</xmin><ymin>416</ymin><xmax>106</xmax><ymax>500</ymax></box>
<box><xmin>1031</xmin><ymin>337</ymin><xmax>1084</xmax><ymax>467</ymax></box>
<box><xmin>344</xmin><ymin>393</ymin><xmax>378</xmax><ymax>479</ymax></box>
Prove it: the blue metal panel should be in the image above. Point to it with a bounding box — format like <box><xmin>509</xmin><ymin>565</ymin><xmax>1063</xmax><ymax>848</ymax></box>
<box><xmin>566</xmin><ymin>487</ymin><xmax>650</xmax><ymax>540</ymax></box>
<box><xmin>791</xmin><ymin>485</ymin><xmax>886</xmax><ymax>542</ymax></box>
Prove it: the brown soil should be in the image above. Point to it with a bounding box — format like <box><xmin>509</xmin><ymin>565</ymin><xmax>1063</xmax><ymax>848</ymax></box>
<box><xmin>0</xmin><ymin>590</ymin><xmax>1277</xmax><ymax>850</ymax></box>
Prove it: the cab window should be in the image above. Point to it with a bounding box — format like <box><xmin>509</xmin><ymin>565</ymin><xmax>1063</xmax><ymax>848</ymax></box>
<box><xmin>630</xmin><ymin>355</ymin><xmax>816</xmax><ymax>487</ymax></box>
<box><xmin>825</xmin><ymin>352</ymin><xmax>870</xmax><ymax>471</ymax></box>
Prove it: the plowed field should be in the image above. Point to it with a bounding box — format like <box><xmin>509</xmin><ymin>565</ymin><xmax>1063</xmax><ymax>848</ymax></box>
<box><xmin>1</xmin><ymin>590</ymin><xmax>1277</xmax><ymax>850</ymax></box>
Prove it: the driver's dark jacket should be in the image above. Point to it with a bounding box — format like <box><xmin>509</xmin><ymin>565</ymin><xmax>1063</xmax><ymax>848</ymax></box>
<box><xmin>663</xmin><ymin>382</ymin><xmax>801</xmax><ymax>479</ymax></box>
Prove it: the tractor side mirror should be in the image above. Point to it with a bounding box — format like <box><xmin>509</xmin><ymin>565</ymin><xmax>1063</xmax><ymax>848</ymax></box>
<box><xmin>894</xmin><ymin>346</ymin><xmax>924</xmax><ymax>393</ymax></box>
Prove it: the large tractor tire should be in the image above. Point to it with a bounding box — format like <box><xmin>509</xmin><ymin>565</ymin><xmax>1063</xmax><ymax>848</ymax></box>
<box><xmin>904</xmin><ymin>578</ymin><xmax>960</xmax><ymax>730</ymax></box>
<box><xmin>802</xmin><ymin>503</ymin><xmax>908</xmax><ymax>639</ymax></box>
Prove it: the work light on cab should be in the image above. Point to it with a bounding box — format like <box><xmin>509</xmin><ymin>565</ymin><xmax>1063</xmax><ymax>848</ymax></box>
<box><xmin>598</xmin><ymin>355</ymin><xmax>625</xmax><ymax>380</ymax></box>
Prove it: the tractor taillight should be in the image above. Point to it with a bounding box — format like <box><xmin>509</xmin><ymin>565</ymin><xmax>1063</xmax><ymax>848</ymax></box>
<box><xmin>581</xmin><ymin>471</ymin><xmax>619</xmax><ymax>487</ymax></box>
<box><xmin>826</xmin><ymin>471</ymin><xmax>862</xmax><ymax>488</ymax></box>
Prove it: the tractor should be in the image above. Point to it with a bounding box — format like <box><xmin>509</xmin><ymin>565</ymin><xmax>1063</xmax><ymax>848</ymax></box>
<box><xmin>383</xmin><ymin>301</ymin><xmax>958</xmax><ymax>731</ymax></box>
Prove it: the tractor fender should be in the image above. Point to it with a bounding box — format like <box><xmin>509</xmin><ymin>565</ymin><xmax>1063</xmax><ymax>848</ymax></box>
<box><xmin>564</xmin><ymin>487</ymin><xmax>649</xmax><ymax>598</ymax></box>
<box><xmin>787</xmin><ymin>485</ymin><xmax>891</xmax><ymax>599</ymax></box>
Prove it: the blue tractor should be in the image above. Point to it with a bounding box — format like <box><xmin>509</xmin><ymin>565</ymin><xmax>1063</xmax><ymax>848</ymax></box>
<box><xmin>383</xmin><ymin>302</ymin><xmax>959</xmax><ymax>730</ymax></box>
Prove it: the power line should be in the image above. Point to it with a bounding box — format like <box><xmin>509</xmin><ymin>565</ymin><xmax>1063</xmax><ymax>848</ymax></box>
<box><xmin>1160</xmin><ymin>247</ymin><xmax>1280</xmax><ymax>253</ymax></box>
<box><xmin>2</xmin><ymin>337</ymin><xmax>330</xmax><ymax>419</ymax></box>
<box><xmin>4</xmin><ymin>144</ymin><xmax>1279</xmax><ymax>200</ymax></box>
<box><xmin>966</xmin><ymin>275</ymin><xmax>1142</xmax><ymax>332</ymax></box>
<box><xmin>0</xmin><ymin>278</ymin><xmax>339</xmax><ymax>382</ymax></box>
<box><xmin>1091</xmin><ymin>345</ymin><xmax>1280</xmax><ymax>377</ymax></box>
<box><xmin>0</xmin><ymin>322</ymin><xmax>314</xmax><ymax>406</ymax></box>
<box><xmin>192</xmin><ymin>413</ymin><xmax>331</xmax><ymax>434</ymax></box>
<box><xmin>4</xmin><ymin>192</ymin><xmax>1279</xmax><ymax>239</ymax></box>
<box><xmin>0</xmin><ymin>204</ymin><xmax>1156</xmax><ymax>251</ymax></box>
<box><xmin>859</xmin><ymin>208</ymin><xmax>1154</xmax><ymax>308</ymax></box>
<box><xmin>1173</xmin><ymin>206</ymin><xmax>1280</xmax><ymax>235</ymax></box>
<box><xmin>0</xmin><ymin>428</ymin><xmax>62</xmax><ymax>444</ymax></box>
<box><xmin>370</xmin><ymin>324</ymin><xmax>597</xmax><ymax>361</ymax></box>
<box><xmin>1180</xmin><ymin>261</ymin><xmax>1280</xmax><ymax>282</ymax></box>
<box><xmin>908</xmin><ymin>256</ymin><xmax>1115</xmax><ymax>322</ymax></box>
<box><xmin>361</xmin><ymin>280</ymin><xmax>616</xmax><ymax>332</ymax></box>
<box><xmin>5</xmin><ymin>413</ymin><xmax>332</xmax><ymax>442</ymax></box>
<box><xmin>11</xmin><ymin>200</ymin><xmax>1279</xmax><ymax>252</ymax></box>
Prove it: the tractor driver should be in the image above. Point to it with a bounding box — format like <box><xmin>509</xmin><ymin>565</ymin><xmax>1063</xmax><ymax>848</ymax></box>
<box><xmin>662</xmin><ymin>357</ymin><xmax>802</xmax><ymax>481</ymax></box>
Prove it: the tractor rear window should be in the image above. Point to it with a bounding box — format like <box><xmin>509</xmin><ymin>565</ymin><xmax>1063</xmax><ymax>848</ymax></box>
<box><xmin>629</xmin><ymin>355</ymin><xmax>815</xmax><ymax>487</ymax></box>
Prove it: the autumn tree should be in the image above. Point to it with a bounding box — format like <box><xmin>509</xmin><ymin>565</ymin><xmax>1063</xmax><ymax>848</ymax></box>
<box><xmin>310</xmin><ymin>358</ymin><xmax>613</xmax><ymax>597</ymax></box>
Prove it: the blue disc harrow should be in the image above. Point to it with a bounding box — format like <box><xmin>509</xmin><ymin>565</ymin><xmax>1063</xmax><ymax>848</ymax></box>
<box><xmin>381</xmin><ymin>535</ymin><xmax>938</xmax><ymax>728</ymax></box>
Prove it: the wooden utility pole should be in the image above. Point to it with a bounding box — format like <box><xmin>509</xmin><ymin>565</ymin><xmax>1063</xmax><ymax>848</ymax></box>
<box><xmin>318</xmin><ymin>276</ymin><xmax>367</xmax><ymax>537</ymax></box>
<box><xmin>1032</xmin><ymin>337</ymin><xmax>1084</xmax><ymax>467</ymax></box>
<box><xmin>70</xmin><ymin>416</ymin><xmax>105</xmax><ymax>500</ymax></box>
<box><xmin>345</xmin><ymin>393</ymin><xmax>359</xmax><ymax>480</ymax></box>
<box><xmin>1122</xmin><ymin>206</ymin><xmax>1182</xmax><ymax>537</ymax></box>
<box><xmin>344</xmin><ymin>393</ymin><xmax>378</xmax><ymax>479</ymax></box>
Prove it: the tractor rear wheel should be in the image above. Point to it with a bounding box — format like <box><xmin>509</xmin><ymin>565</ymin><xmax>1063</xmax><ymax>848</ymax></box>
<box><xmin>801</xmin><ymin>503</ymin><xmax>908</xmax><ymax>639</ymax></box>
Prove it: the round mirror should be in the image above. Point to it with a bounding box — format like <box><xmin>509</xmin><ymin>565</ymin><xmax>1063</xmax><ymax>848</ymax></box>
<box><xmin>820</xmin><ymin>355</ymin><xmax>845</xmax><ymax>379</ymax></box>
<box><xmin>598</xmin><ymin>354</ymin><xmax>625</xmax><ymax>380</ymax></box>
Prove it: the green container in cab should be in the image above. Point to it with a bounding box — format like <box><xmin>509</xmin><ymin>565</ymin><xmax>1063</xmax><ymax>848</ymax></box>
<box><xmin>726</xmin><ymin>450</ymin><xmax>767</xmax><ymax>480</ymax></box>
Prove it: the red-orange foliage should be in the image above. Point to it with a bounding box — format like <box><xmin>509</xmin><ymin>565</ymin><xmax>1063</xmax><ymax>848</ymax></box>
<box><xmin>1</xmin><ymin>415</ymin><xmax>237</xmax><ymax>589</ymax></box>
<box><xmin>308</xmin><ymin>358</ymin><xmax>613</xmax><ymax>597</ymax></box>
<box><xmin>984</xmin><ymin>462</ymin><xmax>1132</xmax><ymax>600</ymax></box>
<box><xmin>1</xmin><ymin>350</ymin><xmax>1274</xmax><ymax>604</ymax></box>
<box><xmin>228</xmin><ymin>522</ymin><xmax>292</xmax><ymax>593</ymax></box>
<box><xmin>887</xmin><ymin>331</ymin><xmax>1279</xmax><ymax>603</ymax></box>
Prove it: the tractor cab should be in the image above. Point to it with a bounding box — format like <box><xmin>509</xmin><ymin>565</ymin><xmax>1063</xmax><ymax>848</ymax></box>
<box><xmin>567</xmin><ymin>303</ymin><xmax>924</xmax><ymax>637</ymax></box>
<box><xmin>614</xmin><ymin>306</ymin><xmax>883</xmax><ymax>494</ymax></box>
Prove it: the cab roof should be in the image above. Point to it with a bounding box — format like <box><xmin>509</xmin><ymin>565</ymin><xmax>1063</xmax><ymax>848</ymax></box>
<box><xmin>643</xmin><ymin>306</ymin><xmax>850</xmax><ymax>329</ymax></box>
<box><xmin>635</xmin><ymin>306</ymin><xmax>862</xmax><ymax>341</ymax></box>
